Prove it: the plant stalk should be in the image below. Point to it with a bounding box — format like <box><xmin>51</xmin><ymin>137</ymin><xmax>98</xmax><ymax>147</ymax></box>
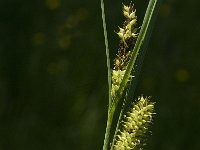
<box><xmin>101</xmin><ymin>0</ymin><xmax>113</xmax><ymax>149</ymax></box>
<box><xmin>103</xmin><ymin>106</ymin><xmax>115</xmax><ymax>150</ymax></box>
<box><xmin>100</xmin><ymin>0</ymin><xmax>112</xmax><ymax>108</ymax></box>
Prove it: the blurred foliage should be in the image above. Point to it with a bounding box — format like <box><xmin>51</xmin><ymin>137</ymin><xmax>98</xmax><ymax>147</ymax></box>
<box><xmin>0</xmin><ymin>0</ymin><xmax>200</xmax><ymax>150</ymax></box>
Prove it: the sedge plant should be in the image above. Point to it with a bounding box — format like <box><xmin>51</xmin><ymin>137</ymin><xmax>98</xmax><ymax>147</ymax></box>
<box><xmin>101</xmin><ymin>0</ymin><xmax>162</xmax><ymax>150</ymax></box>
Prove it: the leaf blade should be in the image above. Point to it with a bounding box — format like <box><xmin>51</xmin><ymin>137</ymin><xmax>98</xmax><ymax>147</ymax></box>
<box><xmin>113</xmin><ymin>0</ymin><xmax>162</xmax><ymax>108</ymax></box>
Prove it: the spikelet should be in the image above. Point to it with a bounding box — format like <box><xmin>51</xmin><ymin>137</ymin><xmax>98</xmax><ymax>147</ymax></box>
<box><xmin>111</xmin><ymin>3</ymin><xmax>138</xmax><ymax>98</ymax></box>
<box><xmin>112</xmin><ymin>96</ymin><xmax>155</xmax><ymax>150</ymax></box>
<box><xmin>117</xmin><ymin>3</ymin><xmax>138</xmax><ymax>46</ymax></box>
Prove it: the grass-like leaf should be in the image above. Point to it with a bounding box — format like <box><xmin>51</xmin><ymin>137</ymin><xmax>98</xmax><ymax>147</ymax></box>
<box><xmin>125</xmin><ymin>0</ymin><xmax>163</xmax><ymax>112</ymax></box>
<box><xmin>113</xmin><ymin>0</ymin><xmax>161</xmax><ymax>110</ymax></box>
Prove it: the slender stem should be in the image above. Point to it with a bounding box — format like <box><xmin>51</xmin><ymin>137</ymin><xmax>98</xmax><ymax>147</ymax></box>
<box><xmin>101</xmin><ymin>0</ymin><xmax>113</xmax><ymax>149</ymax></box>
<box><xmin>110</xmin><ymin>99</ymin><xmax>125</xmax><ymax>149</ymax></box>
<box><xmin>103</xmin><ymin>107</ymin><xmax>115</xmax><ymax>150</ymax></box>
<box><xmin>101</xmin><ymin>0</ymin><xmax>111</xmax><ymax>108</ymax></box>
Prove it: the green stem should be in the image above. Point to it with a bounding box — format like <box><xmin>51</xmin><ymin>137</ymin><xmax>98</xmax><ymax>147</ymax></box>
<box><xmin>103</xmin><ymin>107</ymin><xmax>115</xmax><ymax>150</ymax></box>
<box><xmin>100</xmin><ymin>0</ymin><xmax>111</xmax><ymax>108</ymax></box>
<box><xmin>110</xmin><ymin>100</ymin><xmax>125</xmax><ymax>149</ymax></box>
<box><xmin>101</xmin><ymin>0</ymin><xmax>112</xmax><ymax>149</ymax></box>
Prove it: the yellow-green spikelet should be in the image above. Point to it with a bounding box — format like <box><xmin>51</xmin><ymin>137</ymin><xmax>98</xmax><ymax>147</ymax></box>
<box><xmin>112</xmin><ymin>96</ymin><xmax>155</xmax><ymax>150</ymax></box>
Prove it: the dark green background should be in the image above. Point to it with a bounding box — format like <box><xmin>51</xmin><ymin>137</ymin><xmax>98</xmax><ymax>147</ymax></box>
<box><xmin>0</xmin><ymin>0</ymin><xmax>200</xmax><ymax>149</ymax></box>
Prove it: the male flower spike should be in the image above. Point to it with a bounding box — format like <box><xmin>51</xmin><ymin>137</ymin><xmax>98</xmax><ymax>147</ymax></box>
<box><xmin>111</xmin><ymin>3</ymin><xmax>138</xmax><ymax>98</ymax></box>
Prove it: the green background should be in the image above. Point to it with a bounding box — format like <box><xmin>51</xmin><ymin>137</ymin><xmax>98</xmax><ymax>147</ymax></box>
<box><xmin>0</xmin><ymin>0</ymin><xmax>200</xmax><ymax>149</ymax></box>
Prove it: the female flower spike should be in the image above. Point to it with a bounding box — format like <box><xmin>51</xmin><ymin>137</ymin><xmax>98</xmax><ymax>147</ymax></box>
<box><xmin>112</xmin><ymin>96</ymin><xmax>155</xmax><ymax>150</ymax></box>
